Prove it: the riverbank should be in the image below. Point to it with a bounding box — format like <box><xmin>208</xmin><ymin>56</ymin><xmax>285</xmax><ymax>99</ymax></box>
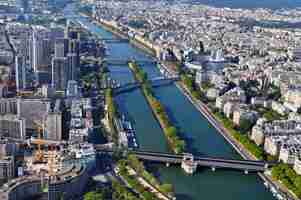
<box><xmin>80</xmin><ymin>13</ymin><xmax>157</xmax><ymax>57</ymax></box>
<box><xmin>99</xmin><ymin>20</ymin><xmax>157</xmax><ymax>56</ymax></box>
<box><xmin>81</xmin><ymin>14</ymin><xmax>295</xmax><ymax>200</ymax></box>
<box><xmin>116</xmin><ymin>155</ymin><xmax>175</xmax><ymax>200</ymax></box>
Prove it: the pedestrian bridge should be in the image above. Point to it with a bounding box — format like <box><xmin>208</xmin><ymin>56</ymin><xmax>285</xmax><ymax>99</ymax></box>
<box><xmin>95</xmin><ymin>146</ymin><xmax>275</xmax><ymax>174</ymax></box>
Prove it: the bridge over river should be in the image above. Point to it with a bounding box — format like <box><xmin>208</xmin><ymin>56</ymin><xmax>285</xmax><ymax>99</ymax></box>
<box><xmin>103</xmin><ymin>59</ymin><xmax>157</xmax><ymax>66</ymax></box>
<box><xmin>113</xmin><ymin>76</ymin><xmax>180</xmax><ymax>94</ymax></box>
<box><xmin>94</xmin><ymin>145</ymin><xmax>275</xmax><ymax>174</ymax></box>
<box><xmin>101</xmin><ymin>38</ymin><xmax>129</xmax><ymax>43</ymax></box>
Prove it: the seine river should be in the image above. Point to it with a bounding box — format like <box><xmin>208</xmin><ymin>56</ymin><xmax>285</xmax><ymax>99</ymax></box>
<box><xmin>189</xmin><ymin>0</ymin><xmax>301</xmax><ymax>9</ymax></box>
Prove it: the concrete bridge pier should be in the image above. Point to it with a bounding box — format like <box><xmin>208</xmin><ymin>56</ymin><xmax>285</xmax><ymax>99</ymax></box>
<box><xmin>181</xmin><ymin>153</ymin><xmax>198</xmax><ymax>174</ymax></box>
<box><xmin>166</xmin><ymin>163</ymin><xmax>170</xmax><ymax>167</ymax></box>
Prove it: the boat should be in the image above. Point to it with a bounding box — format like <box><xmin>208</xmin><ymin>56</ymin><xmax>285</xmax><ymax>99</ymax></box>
<box><xmin>276</xmin><ymin>193</ymin><xmax>284</xmax><ymax>200</ymax></box>
<box><xmin>264</xmin><ymin>182</ymin><xmax>269</xmax><ymax>188</ymax></box>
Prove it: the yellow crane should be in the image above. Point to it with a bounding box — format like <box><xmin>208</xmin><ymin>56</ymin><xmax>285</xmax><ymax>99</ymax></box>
<box><xmin>33</xmin><ymin>119</ymin><xmax>57</xmax><ymax>178</ymax></box>
<box><xmin>33</xmin><ymin>119</ymin><xmax>46</xmax><ymax>163</ymax></box>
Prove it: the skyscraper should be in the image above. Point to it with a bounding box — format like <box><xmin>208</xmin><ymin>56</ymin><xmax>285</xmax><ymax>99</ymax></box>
<box><xmin>51</xmin><ymin>57</ymin><xmax>68</xmax><ymax>90</ymax></box>
<box><xmin>68</xmin><ymin>39</ymin><xmax>80</xmax><ymax>79</ymax></box>
<box><xmin>67</xmin><ymin>80</ymin><xmax>79</xmax><ymax>98</ymax></box>
<box><xmin>41</xmin><ymin>38</ymin><xmax>52</xmax><ymax>67</ymax></box>
<box><xmin>54</xmin><ymin>38</ymin><xmax>69</xmax><ymax>58</ymax></box>
<box><xmin>32</xmin><ymin>30</ymin><xmax>42</xmax><ymax>72</ymax></box>
<box><xmin>32</xmin><ymin>31</ymin><xmax>52</xmax><ymax>72</ymax></box>
<box><xmin>69</xmin><ymin>39</ymin><xmax>80</xmax><ymax>54</ymax></box>
<box><xmin>15</xmin><ymin>55</ymin><xmax>27</xmax><ymax>92</ymax></box>
<box><xmin>45</xmin><ymin>112</ymin><xmax>62</xmax><ymax>141</ymax></box>
<box><xmin>67</xmin><ymin>53</ymin><xmax>78</xmax><ymax>81</ymax></box>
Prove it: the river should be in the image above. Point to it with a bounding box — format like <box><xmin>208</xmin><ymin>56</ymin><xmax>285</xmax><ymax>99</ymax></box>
<box><xmin>64</xmin><ymin>5</ymin><xmax>276</xmax><ymax>200</ymax></box>
<box><xmin>187</xmin><ymin>0</ymin><xmax>301</xmax><ymax>10</ymax></box>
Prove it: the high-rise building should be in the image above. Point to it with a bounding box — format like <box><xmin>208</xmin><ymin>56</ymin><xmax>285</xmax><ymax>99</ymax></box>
<box><xmin>54</xmin><ymin>38</ymin><xmax>69</xmax><ymax>58</ymax></box>
<box><xmin>67</xmin><ymin>80</ymin><xmax>79</xmax><ymax>98</ymax></box>
<box><xmin>69</xmin><ymin>39</ymin><xmax>80</xmax><ymax>54</ymax></box>
<box><xmin>32</xmin><ymin>31</ymin><xmax>52</xmax><ymax>72</ymax></box>
<box><xmin>17</xmin><ymin>98</ymin><xmax>50</xmax><ymax>130</ymax></box>
<box><xmin>15</xmin><ymin>55</ymin><xmax>27</xmax><ymax>92</ymax></box>
<box><xmin>0</xmin><ymin>84</ymin><xmax>8</xmax><ymax>98</ymax></box>
<box><xmin>0</xmin><ymin>115</ymin><xmax>26</xmax><ymax>140</ymax></box>
<box><xmin>45</xmin><ymin>112</ymin><xmax>62</xmax><ymax>141</ymax></box>
<box><xmin>41</xmin><ymin>84</ymin><xmax>55</xmax><ymax>98</ymax></box>
<box><xmin>16</xmin><ymin>0</ymin><xmax>28</xmax><ymax>12</ymax></box>
<box><xmin>0</xmin><ymin>0</ymin><xmax>16</xmax><ymax>7</ymax></box>
<box><xmin>32</xmin><ymin>31</ymin><xmax>42</xmax><ymax>72</ymax></box>
<box><xmin>41</xmin><ymin>39</ymin><xmax>52</xmax><ymax>68</ymax></box>
<box><xmin>0</xmin><ymin>139</ymin><xmax>20</xmax><ymax>157</ymax></box>
<box><xmin>65</xmin><ymin>26</ymin><xmax>80</xmax><ymax>40</ymax></box>
<box><xmin>51</xmin><ymin>57</ymin><xmax>68</xmax><ymax>90</ymax></box>
<box><xmin>0</xmin><ymin>99</ymin><xmax>17</xmax><ymax>115</ymax></box>
<box><xmin>67</xmin><ymin>53</ymin><xmax>78</xmax><ymax>80</ymax></box>
<box><xmin>0</xmin><ymin>156</ymin><xmax>14</xmax><ymax>186</ymax></box>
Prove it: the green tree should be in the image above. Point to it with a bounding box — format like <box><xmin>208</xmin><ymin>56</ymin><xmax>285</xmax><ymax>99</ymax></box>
<box><xmin>166</xmin><ymin>126</ymin><xmax>177</xmax><ymax>138</ymax></box>
<box><xmin>84</xmin><ymin>191</ymin><xmax>104</xmax><ymax>200</ymax></box>
<box><xmin>239</xmin><ymin>118</ymin><xmax>253</xmax><ymax>133</ymax></box>
<box><xmin>160</xmin><ymin>183</ymin><xmax>174</xmax><ymax>195</ymax></box>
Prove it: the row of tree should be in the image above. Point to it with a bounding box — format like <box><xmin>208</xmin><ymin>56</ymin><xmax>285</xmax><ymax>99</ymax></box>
<box><xmin>213</xmin><ymin>111</ymin><xmax>265</xmax><ymax>160</ymax></box>
<box><xmin>127</xmin><ymin>154</ymin><xmax>174</xmax><ymax>197</ymax></box>
<box><xmin>181</xmin><ymin>73</ymin><xmax>208</xmax><ymax>103</ymax></box>
<box><xmin>117</xmin><ymin>159</ymin><xmax>162</xmax><ymax>200</ymax></box>
<box><xmin>129</xmin><ymin>62</ymin><xmax>186</xmax><ymax>153</ymax></box>
<box><xmin>105</xmin><ymin>88</ymin><xmax>119</xmax><ymax>143</ymax></box>
<box><xmin>272</xmin><ymin>164</ymin><xmax>301</xmax><ymax>198</ymax></box>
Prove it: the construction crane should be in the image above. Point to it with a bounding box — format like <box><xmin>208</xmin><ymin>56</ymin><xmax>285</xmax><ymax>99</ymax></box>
<box><xmin>47</xmin><ymin>145</ymin><xmax>57</xmax><ymax>178</ymax></box>
<box><xmin>33</xmin><ymin>119</ymin><xmax>46</xmax><ymax>163</ymax></box>
<box><xmin>33</xmin><ymin>119</ymin><xmax>58</xmax><ymax>178</ymax></box>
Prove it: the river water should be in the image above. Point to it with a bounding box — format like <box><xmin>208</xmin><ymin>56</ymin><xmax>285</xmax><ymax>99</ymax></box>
<box><xmin>190</xmin><ymin>0</ymin><xmax>301</xmax><ymax>9</ymax></box>
<box><xmin>64</xmin><ymin>5</ymin><xmax>276</xmax><ymax>200</ymax></box>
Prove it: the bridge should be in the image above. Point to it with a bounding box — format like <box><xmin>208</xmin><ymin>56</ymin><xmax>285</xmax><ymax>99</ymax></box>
<box><xmin>113</xmin><ymin>76</ymin><xmax>180</xmax><ymax>95</ymax></box>
<box><xmin>94</xmin><ymin>146</ymin><xmax>275</xmax><ymax>174</ymax></box>
<box><xmin>101</xmin><ymin>38</ymin><xmax>129</xmax><ymax>43</ymax></box>
<box><xmin>104</xmin><ymin>59</ymin><xmax>157</xmax><ymax>66</ymax></box>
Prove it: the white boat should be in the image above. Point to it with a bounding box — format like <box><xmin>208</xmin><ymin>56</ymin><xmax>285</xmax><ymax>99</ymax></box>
<box><xmin>270</xmin><ymin>186</ymin><xmax>277</xmax><ymax>196</ymax></box>
<box><xmin>276</xmin><ymin>194</ymin><xmax>284</xmax><ymax>200</ymax></box>
<box><xmin>264</xmin><ymin>182</ymin><xmax>269</xmax><ymax>188</ymax></box>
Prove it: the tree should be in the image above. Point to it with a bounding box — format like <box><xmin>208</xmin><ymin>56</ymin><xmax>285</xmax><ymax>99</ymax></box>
<box><xmin>239</xmin><ymin>118</ymin><xmax>253</xmax><ymax>133</ymax></box>
<box><xmin>84</xmin><ymin>191</ymin><xmax>104</xmax><ymax>200</ymax></box>
<box><xmin>175</xmin><ymin>62</ymin><xmax>183</xmax><ymax>74</ymax></box>
<box><xmin>166</xmin><ymin>126</ymin><xmax>177</xmax><ymax>138</ymax></box>
<box><xmin>160</xmin><ymin>183</ymin><xmax>174</xmax><ymax>195</ymax></box>
<box><xmin>141</xmin><ymin>71</ymin><xmax>148</xmax><ymax>83</ymax></box>
<box><xmin>174</xmin><ymin>140</ymin><xmax>185</xmax><ymax>153</ymax></box>
<box><xmin>152</xmin><ymin>99</ymin><xmax>164</xmax><ymax>114</ymax></box>
<box><xmin>128</xmin><ymin>154</ymin><xmax>144</xmax><ymax>175</ymax></box>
